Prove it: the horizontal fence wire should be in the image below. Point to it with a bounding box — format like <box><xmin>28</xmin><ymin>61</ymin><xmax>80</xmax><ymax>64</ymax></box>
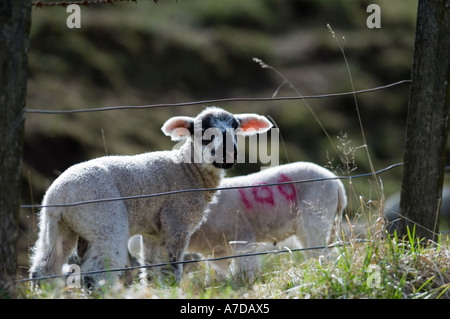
<box><xmin>18</xmin><ymin>239</ymin><xmax>369</xmax><ymax>283</ymax></box>
<box><xmin>25</xmin><ymin>80</ymin><xmax>411</xmax><ymax>114</ymax></box>
<box><xmin>20</xmin><ymin>162</ymin><xmax>405</xmax><ymax>210</ymax></box>
<box><xmin>32</xmin><ymin>0</ymin><xmax>146</xmax><ymax>7</ymax></box>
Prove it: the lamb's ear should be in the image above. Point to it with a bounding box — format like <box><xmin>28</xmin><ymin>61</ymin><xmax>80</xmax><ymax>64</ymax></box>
<box><xmin>161</xmin><ymin>116</ymin><xmax>194</xmax><ymax>141</ymax></box>
<box><xmin>236</xmin><ymin>114</ymin><xmax>273</xmax><ymax>135</ymax></box>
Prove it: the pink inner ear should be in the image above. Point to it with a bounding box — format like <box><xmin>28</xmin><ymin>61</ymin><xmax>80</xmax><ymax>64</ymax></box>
<box><xmin>240</xmin><ymin>118</ymin><xmax>271</xmax><ymax>131</ymax></box>
<box><xmin>164</xmin><ymin>118</ymin><xmax>191</xmax><ymax>134</ymax></box>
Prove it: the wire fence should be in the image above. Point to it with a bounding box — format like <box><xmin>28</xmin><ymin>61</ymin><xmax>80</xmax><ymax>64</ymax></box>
<box><xmin>25</xmin><ymin>80</ymin><xmax>411</xmax><ymax>114</ymax></box>
<box><xmin>21</xmin><ymin>79</ymin><xmax>413</xmax><ymax>212</ymax></box>
<box><xmin>32</xmin><ymin>0</ymin><xmax>148</xmax><ymax>7</ymax></box>
<box><xmin>22</xmin><ymin>80</ymin><xmax>411</xmax><ymax>212</ymax></box>
<box><xmin>18</xmin><ymin>226</ymin><xmax>450</xmax><ymax>283</ymax></box>
<box><xmin>18</xmin><ymin>239</ymin><xmax>370</xmax><ymax>283</ymax></box>
<box><xmin>17</xmin><ymin>162</ymin><xmax>450</xmax><ymax>284</ymax></box>
<box><xmin>20</xmin><ymin>162</ymin><xmax>404</xmax><ymax>210</ymax></box>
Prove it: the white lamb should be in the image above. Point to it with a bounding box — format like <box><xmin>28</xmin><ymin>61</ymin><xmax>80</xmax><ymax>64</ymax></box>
<box><xmin>29</xmin><ymin>106</ymin><xmax>272</xmax><ymax>287</ymax></box>
<box><xmin>129</xmin><ymin>161</ymin><xmax>346</xmax><ymax>281</ymax></box>
<box><xmin>190</xmin><ymin>162</ymin><xmax>347</xmax><ymax>279</ymax></box>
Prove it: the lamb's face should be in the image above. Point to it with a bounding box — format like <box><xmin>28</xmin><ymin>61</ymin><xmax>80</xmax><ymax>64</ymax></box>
<box><xmin>162</xmin><ymin>106</ymin><xmax>273</xmax><ymax>169</ymax></box>
<box><xmin>197</xmin><ymin>109</ymin><xmax>240</xmax><ymax>169</ymax></box>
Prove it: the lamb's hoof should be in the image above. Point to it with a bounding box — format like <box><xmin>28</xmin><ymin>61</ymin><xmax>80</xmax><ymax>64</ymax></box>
<box><xmin>29</xmin><ymin>271</ymin><xmax>41</xmax><ymax>289</ymax></box>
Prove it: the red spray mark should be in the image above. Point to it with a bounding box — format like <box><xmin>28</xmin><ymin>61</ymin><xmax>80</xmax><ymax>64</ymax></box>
<box><xmin>277</xmin><ymin>174</ymin><xmax>297</xmax><ymax>201</ymax></box>
<box><xmin>238</xmin><ymin>188</ymin><xmax>253</xmax><ymax>210</ymax></box>
<box><xmin>237</xmin><ymin>174</ymin><xmax>298</xmax><ymax>210</ymax></box>
<box><xmin>252</xmin><ymin>183</ymin><xmax>274</xmax><ymax>206</ymax></box>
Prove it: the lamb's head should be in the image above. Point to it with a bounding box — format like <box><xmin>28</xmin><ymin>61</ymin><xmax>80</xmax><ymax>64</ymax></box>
<box><xmin>162</xmin><ymin>106</ymin><xmax>272</xmax><ymax>169</ymax></box>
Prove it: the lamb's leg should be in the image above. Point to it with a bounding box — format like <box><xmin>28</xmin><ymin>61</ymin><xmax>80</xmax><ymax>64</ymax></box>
<box><xmin>79</xmin><ymin>238</ymin><xmax>128</xmax><ymax>288</ymax></box>
<box><xmin>162</xmin><ymin>228</ymin><xmax>190</xmax><ymax>284</ymax></box>
<box><xmin>229</xmin><ymin>240</ymin><xmax>260</xmax><ymax>283</ymax></box>
<box><xmin>137</xmin><ymin>233</ymin><xmax>169</xmax><ymax>285</ymax></box>
<box><xmin>138</xmin><ymin>207</ymin><xmax>204</xmax><ymax>285</ymax></box>
<box><xmin>75</xmin><ymin>207</ymin><xmax>129</xmax><ymax>288</ymax></box>
<box><xmin>160</xmin><ymin>209</ymin><xmax>195</xmax><ymax>284</ymax></box>
<box><xmin>29</xmin><ymin>209</ymin><xmax>78</xmax><ymax>283</ymax></box>
<box><xmin>295</xmin><ymin>210</ymin><xmax>334</xmax><ymax>259</ymax></box>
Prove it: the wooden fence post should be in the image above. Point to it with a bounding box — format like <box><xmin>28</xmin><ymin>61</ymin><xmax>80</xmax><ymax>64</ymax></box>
<box><xmin>0</xmin><ymin>0</ymin><xmax>32</xmax><ymax>297</ymax></box>
<box><xmin>399</xmin><ymin>0</ymin><xmax>450</xmax><ymax>241</ymax></box>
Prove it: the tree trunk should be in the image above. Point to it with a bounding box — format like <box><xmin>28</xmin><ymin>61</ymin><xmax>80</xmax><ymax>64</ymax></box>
<box><xmin>399</xmin><ymin>0</ymin><xmax>450</xmax><ymax>241</ymax></box>
<box><xmin>0</xmin><ymin>0</ymin><xmax>31</xmax><ymax>298</ymax></box>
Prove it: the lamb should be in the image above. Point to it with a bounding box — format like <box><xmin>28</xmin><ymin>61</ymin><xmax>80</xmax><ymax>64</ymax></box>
<box><xmin>29</xmin><ymin>106</ymin><xmax>272</xmax><ymax>287</ymax></box>
<box><xmin>192</xmin><ymin>162</ymin><xmax>347</xmax><ymax>279</ymax></box>
<box><xmin>130</xmin><ymin>161</ymin><xmax>347</xmax><ymax>281</ymax></box>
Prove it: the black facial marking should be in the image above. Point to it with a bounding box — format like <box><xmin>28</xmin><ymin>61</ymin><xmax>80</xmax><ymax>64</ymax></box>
<box><xmin>197</xmin><ymin>110</ymin><xmax>239</xmax><ymax>169</ymax></box>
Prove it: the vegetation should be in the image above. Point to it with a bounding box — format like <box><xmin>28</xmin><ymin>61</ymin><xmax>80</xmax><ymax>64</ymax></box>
<box><xmin>20</xmin><ymin>228</ymin><xmax>449</xmax><ymax>299</ymax></box>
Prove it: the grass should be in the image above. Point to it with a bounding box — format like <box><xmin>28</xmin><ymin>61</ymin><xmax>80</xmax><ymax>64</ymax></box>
<box><xmin>19</xmin><ymin>226</ymin><xmax>449</xmax><ymax>299</ymax></box>
<box><xmin>263</xmin><ymin>232</ymin><xmax>449</xmax><ymax>299</ymax></box>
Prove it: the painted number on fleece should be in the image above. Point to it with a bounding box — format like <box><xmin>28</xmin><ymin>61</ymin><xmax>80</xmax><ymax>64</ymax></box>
<box><xmin>238</xmin><ymin>174</ymin><xmax>297</xmax><ymax>210</ymax></box>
